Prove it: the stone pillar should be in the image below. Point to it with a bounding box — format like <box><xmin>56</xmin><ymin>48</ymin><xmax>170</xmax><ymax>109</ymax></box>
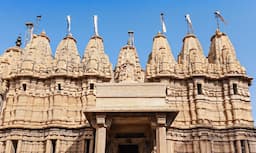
<box><xmin>45</xmin><ymin>140</ymin><xmax>52</xmax><ymax>153</ymax></box>
<box><xmin>236</xmin><ymin>140</ymin><xmax>242</xmax><ymax>153</ymax></box>
<box><xmin>55</xmin><ymin>140</ymin><xmax>60</xmax><ymax>153</ymax></box>
<box><xmin>223</xmin><ymin>82</ymin><xmax>233</xmax><ymax>125</ymax></box>
<box><xmin>16</xmin><ymin>140</ymin><xmax>22</xmax><ymax>153</ymax></box>
<box><xmin>5</xmin><ymin>140</ymin><xmax>12</xmax><ymax>153</ymax></box>
<box><xmin>89</xmin><ymin>138</ymin><xmax>94</xmax><ymax>153</ymax></box>
<box><xmin>245</xmin><ymin>140</ymin><xmax>250</xmax><ymax>153</ymax></box>
<box><xmin>156</xmin><ymin>114</ymin><xmax>167</xmax><ymax>153</ymax></box>
<box><xmin>167</xmin><ymin>140</ymin><xmax>174</xmax><ymax>153</ymax></box>
<box><xmin>94</xmin><ymin>114</ymin><xmax>107</xmax><ymax>153</ymax></box>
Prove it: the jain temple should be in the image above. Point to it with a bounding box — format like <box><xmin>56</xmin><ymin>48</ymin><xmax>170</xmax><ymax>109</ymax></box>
<box><xmin>0</xmin><ymin>13</ymin><xmax>255</xmax><ymax>153</ymax></box>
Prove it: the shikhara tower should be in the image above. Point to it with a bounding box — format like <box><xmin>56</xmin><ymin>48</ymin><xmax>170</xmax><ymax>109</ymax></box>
<box><xmin>0</xmin><ymin>14</ymin><xmax>255</xmax><ymax>153</ymax></box>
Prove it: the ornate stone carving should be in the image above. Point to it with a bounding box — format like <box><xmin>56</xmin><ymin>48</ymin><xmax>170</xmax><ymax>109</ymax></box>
<box><xmin>18</xmin><ymin>32</ymin><xmax>53</xmax><ymax>77</ymax></box>
<box><xmin>82</xmin><ymin>36</ymin><xmax>112</xmax><ymax>81</ymax></box>
<box><xmin>208</xmin><ymin>30</ymin><xmax>246</xmax><ymax>75</ymax></box>
<box><xmin>178</xmin><ymin>34</ymin><xmax>207</xmax><ymax>75</ymax></box>
<box><xmin>146</xmin><ymin>33</ymin><xmax>176</xmax><ymax>80</ymax></box>
<box><xmin>54</xmin><ymin>35</ymin><xmax>81</xmax><ymax>75</ymax></box>
<box><xmin>114</xmin><ymin>44</ymin><xmax>144</xmax><ymax>83</ymax></box>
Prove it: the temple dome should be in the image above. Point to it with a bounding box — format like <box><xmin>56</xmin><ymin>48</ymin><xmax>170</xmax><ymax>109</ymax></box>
<box><xmin>0</xmin><ymin>45</ymin><xmax>22</xmax><ymax>78</ymax></box>
<box><xmin>114</xmin><ymin>40</ymin><xmax>144</xmax><ymax>83</ymax></box>
<box><xmin>54</xmin><ymin>34</ymin><xmax>81</xmax><ymax>76</ymax></box>
<box><xmin>146</xmin><ymin>32</ymin><xmax>176</xmax><ymax>79</ymax></box>
<box><xmin>18</xmin><ymin>31</ymin><xmax>53</xmax><ymax>77</ymax></box>
<box><xmin>208</xmin><ymin>29</ymin><xmax>245</xmax><ymax>74</ymax></box>
<box><xmin>82</xmin><ymin>35</ymin><xmax>112</xmax><ymax>81</ymax></box>
<box><xmin>178</xmin><ymin>34</ymin><xmax>207</xmax><ymax>74</ymax></box>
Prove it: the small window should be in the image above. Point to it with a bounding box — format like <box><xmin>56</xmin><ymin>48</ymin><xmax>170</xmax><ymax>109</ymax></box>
<box><xmin>11</xmin><ymin>140</ymin><xmax>18</xmax><ymax>153</ymax></box>
<box><xmin>197</xmin><ymin>83</ymin><xmax>202</xmax><ymax>95</ymax></box>
<box><xmin>89</xmin><ymin>83</ymin><xmax>94</xmax><ymax>90</ymax></box>
<box><xmin>22</xmin><ymin>84</ymin><xmax>27</xmax><ymax>91</ymax></box>
<box><xmin>51</xmin><ymin>139</ymin><xmax>57</xmax><ymax>153</ymax></box>
<box><xmin>233</xmin><ymin>83</ymin><xmax>238</xmax><ymax>95</ymax></box>
<box><xmin>58</xmin><ymin>84</ymin><xmax>62</xmax><ymax>91</ymax></box>
<box><xmin>0</xmin><ymin>94</ymin><xmax>3</xmax><ymax>101</ymax></box>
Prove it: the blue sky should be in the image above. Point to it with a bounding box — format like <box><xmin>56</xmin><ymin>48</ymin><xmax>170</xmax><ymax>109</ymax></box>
<box><xmin>0</xmin><ymin>0</ymin><xmax>256</xmax><ymax>123</ymax></box>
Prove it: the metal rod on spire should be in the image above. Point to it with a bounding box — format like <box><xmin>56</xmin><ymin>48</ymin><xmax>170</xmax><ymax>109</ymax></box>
<box><xmin>66</xmin><ymin>15</ymin><xmax>72</xmax><ymax>36</ymax></box>
<box><xmin>93</xmin><ymin>15</ymin><xmax>99</xmax><ymax>36</ymax></box>
<box><xmin>35</xmin><ymin>15</ymin><xmax>42</xmax><ymax>34</ymax></box>
<box><xmin>185</xmin><ymin>14</ymin><xmax>194</xmax><ymax>34</ymax></box>
<box><xmin>25</xmin><ymin>22</ymin><xmax>34</xmax><ymax>45</ymax></box>
<box><xmin>214</xmin><ymin>11</ymin><xmax>227</xmax><ymax>30</ymax></box>
<box><xmin>128</xmin><ymin>31</ymin><xmax>134</xmax><ymax>46</ymax></box>
<box><xmin>160</xmin><ymin>13</ymin><xmax>167</xmax><ymax>33</ymax></box>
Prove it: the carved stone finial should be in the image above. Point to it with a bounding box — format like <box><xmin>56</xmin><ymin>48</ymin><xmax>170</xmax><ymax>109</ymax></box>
<box><xmin>15</xmin><ymin>36</ymin><xmax>22</xmax><ymax>47</ymax></box>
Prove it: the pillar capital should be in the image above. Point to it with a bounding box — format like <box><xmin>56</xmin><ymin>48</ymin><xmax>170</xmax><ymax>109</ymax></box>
<box><xmin>156</xmin><ymin>113</ymin><xmax>167</xmax><ymax>126</ymax></box>
<box><xmin>85</xmin><ymin>112</ymin><xmax>112</xmax><ymax>129</ymax></box>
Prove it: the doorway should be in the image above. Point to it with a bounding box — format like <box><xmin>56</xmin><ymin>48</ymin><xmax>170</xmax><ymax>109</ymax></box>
<box><xmin>118</xmin><ymin>144</ymin><xmax>138</xmax><ymax>153</ymax></box>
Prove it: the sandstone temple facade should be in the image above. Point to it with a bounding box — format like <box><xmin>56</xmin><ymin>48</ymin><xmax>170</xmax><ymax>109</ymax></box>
<box><xmin>0</xmin><ymin>17</ymin><xmax>255</xmax><ymax>153</ymax></box>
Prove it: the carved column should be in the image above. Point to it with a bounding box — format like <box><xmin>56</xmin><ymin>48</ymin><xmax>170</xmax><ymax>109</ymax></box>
<box><xmin>236</xmin><ymin>140</ymin><xmax>242</xmax><ymax>153</ymax></box>
<box><xmin>16</xmin><ymin>140</ymin><xmax>22</xmax><ymax>153</ymax></box>
<box><xmin>89</xmin><ymin>138</ymin><xmax>94</xmax><ymax>153</ymax></box>
<box><xmin>245</xmin><ymin>140</ymin><xmax>250</xmax><ymax>153</ymax></box>
<box><xmin>188</xmin><ymin>81</ymin><xmax>197</xmax><ymax>124</ymax></box>
<box><xmin>45</xmin><ymin>140</ymin><xmax>51</xmax><ymax>153</ymax></box>
<box><xmin>55</xmin><ymin>140</ymin><xmax>60</xmax><ymax>153</ymax></box>
<box><xmin>156</xmin><ymin>114</ymin><xmax>167</xmax><ymax>153</ymax></box>
<box><xmin>223</xmin><ymin>81</ymin><xmax>233</xmax><ymax>125</ymax></box>
<box><xmin>5</xmin><ymin>140</ymin><xmax>12</xmax><ymax>153</ymax></box>
<box><xmin>94</xmin><ymin>114</ymin><xmax>107</xmax><ymax>153</ymax></box>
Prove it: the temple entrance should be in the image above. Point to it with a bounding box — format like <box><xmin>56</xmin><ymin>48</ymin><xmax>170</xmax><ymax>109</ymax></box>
<box><xmin>106</xmin><ymin>114</ymin><xmax>154</xmax><ymax>153</ymax></box>
<box><xmin>85</xmin><ymin>112</ymin><xmax>178</xmax><ymax>153</ymax></box>
<box><xmin>118</xmin><ymin>144</ymin><xmax>138</xmax><ymax>153</ymax></box>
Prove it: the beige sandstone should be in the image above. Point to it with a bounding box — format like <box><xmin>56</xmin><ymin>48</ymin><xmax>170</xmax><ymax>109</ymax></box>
<box><xmin>0</xmin><ymin>28</ymin><xmax>255</xmax><ymax>153</ymax></box>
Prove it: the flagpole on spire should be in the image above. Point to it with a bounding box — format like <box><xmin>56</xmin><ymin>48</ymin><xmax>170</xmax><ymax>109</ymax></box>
<box><xmin>160</xmin><ymin>13</ymin><xmax>167</xmax><ymax>33</ymax></box>
<box><xmin>185</xmin><ymin>14</ymin><xmax>194</xmax><ymax>34</ymax></box>
<box><xmin>35</xmin><ymin>15</ymin><xmax>42</xmax><ymax>34</ymax></box>
<box><xmin>66</xmin><ymin>15</ymin><xmax>72</xmax><ymax>36</ymax></box>
<box><xmin>127</xmin><ymin>31</ymin><xmax>134</xmax><ymax>46</ymax></box>
<box><xmin>93</xmin><ymin>15</ymin><xmax>99</xmax><ymax>36</ymax></box>
<box><xmin>214</xmin><ymin>11</ymin><xmax>227</xmax><ymax>30</ymax></box>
